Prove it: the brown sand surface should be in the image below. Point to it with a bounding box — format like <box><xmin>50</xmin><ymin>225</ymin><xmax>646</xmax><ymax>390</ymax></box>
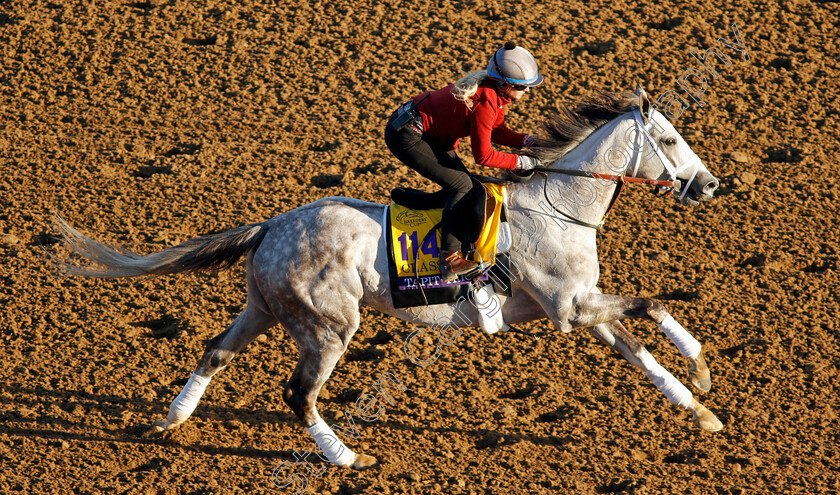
<box><xmin>2</xmin><ymin>0</ymin><xmax>839</xmax><ymax>493</ymax></box>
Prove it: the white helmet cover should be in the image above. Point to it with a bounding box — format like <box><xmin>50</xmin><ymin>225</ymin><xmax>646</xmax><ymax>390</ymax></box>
<box><xmin>486</xmin><ymin>41</ymin><xmax>544</xmax><ymax>87</ymax></box>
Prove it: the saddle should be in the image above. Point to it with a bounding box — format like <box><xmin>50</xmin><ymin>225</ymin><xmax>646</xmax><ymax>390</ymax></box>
<box><xmin>390</xmin><ymin>176</ymin><xmax>500</xmax><ymax>250</ymax></box>
<box><xmin>385</xmin><ymin>177</ymin><xmax>511</xmax><ymax>309</ymax></box>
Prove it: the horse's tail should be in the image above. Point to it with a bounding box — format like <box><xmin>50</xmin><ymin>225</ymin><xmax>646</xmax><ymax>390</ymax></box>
<box><xmin>52</xmin><ymin>214</ymin><xmax>269</xmax><ymax>278</ymax></box>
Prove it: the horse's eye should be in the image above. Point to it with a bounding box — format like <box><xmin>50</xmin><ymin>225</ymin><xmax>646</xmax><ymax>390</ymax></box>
<box><xmin>663</xmin><ymin>138</ymin><xmax>677</xmax><ymax>146</ymax></box>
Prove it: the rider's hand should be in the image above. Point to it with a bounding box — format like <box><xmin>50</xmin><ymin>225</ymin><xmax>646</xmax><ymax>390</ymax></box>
<box><xmin>522</xmin><ymin>135</ymin><xmax>537</xmax><ymax>148</ymax></box>
<box><xmin>516</xmin><ymin>155</ymin><xmax>541</xmax><ymax>171</ymax></box>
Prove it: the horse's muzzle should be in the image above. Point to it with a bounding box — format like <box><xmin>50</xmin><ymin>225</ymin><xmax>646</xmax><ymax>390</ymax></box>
<box><xmin>678</xmin><ymin>170</ymin><xmax>719</xmax><ymax>206</ymax></box>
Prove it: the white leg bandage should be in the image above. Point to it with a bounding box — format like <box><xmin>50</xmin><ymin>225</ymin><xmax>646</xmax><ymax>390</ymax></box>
<box><xmin>306</xmin><ymin>414</ymin><xmax>356</xmax><ymax>467</ymax></box>
<box><xmin>640</xmin><ymin>352</ymin><xmax>693</xmax><ymax>409</ymax></box>
<box><xmin>658</xmin><ymin>315</ymin><xmax>701</xmax><ymax>360</ymax></box>
<box><xmin>166</xmin><ymin>373</ymin><xmax>211</xmax><ymax>427</ymax></box>
<box><xmin>471</xmin><ymin>284</ymin><xmax>508</xmax><ymax>335</ymax></box>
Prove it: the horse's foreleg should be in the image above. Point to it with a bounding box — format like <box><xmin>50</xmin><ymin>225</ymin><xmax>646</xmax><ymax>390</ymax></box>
<box><xmin>572</xmin><ymin>293</ymin><xmax>711</xmax><ymax>392</ymax></box>
<box><xmin>282</xmin><ymin>328</ymin><xmax>377</xmax><ymax>471</ymax></box>
<box><xmin>660</xmin><ymin>313</ymin><xmax>712</xmax><ymax>392</ymax></box>
<box><xmin>589</xmin><ymin>321</ymin><xmax>722</xmax><ymax>432</ymax></box>
<box><xmin>688</xmin><ymin>350</ymin><xmax>711</xmax><ymax>393</ymax></box>
<box><xmin>154</xmin><ymin>303</ymin><xmax>278</xmax><ymax>431</ymax></box>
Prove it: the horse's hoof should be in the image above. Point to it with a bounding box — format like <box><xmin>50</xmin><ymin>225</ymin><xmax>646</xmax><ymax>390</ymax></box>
<box><xmin>691</xmin><ymin>400</ymin><xmax>723</xmax><ymax>432</ymax></box>
<box><xmin>689</xmin><ymin>354</ymin><xmax>712</xmax><ymax>393</ymax></box>
<box><xmin>142</xmin><ymin>421</ymin><xmax>168</xmax><ymax>438</ymax></box>
<box><xmin>153</xmin><ymin>419</ymin><xmax>179</xmax><ymax>431</ymax></box>
<box><xmin>351</xmin><ymin>453</ymin><xmax>378</xmax><ymax>470</ymax></box>
<box><xmin>689</xmin><ymin>368</ymin><xmax>712</xmax><ymax>393</ymax></box>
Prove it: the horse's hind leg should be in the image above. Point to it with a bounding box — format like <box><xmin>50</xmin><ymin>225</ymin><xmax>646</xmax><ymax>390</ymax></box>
<box><xmin>589</xmin><ymin>321</ymin><xmax>722</xmax><ymax>432</ymax></box>
<box><xmin>281</xmin><ymin>322</ymin><xmax>377</xmax><ymax>471</ymax></box>
<box><xmin>154</xmin><ymin>300</ymin><xmax>278</xmax><ymax>431</ymax></box>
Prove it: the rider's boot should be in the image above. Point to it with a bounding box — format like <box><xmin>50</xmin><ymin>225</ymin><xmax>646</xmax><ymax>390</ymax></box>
<box><xmin>439</xmin><ymin>250</ymin><xmax>480</xmax><ymax>282</ymax></box>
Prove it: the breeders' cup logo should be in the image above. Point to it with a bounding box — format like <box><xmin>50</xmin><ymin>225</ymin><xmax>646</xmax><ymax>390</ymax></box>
<box><xmin>396</xmin><ymin>209</ymin><xmax>426</xmax><ymax>228</ymax></box>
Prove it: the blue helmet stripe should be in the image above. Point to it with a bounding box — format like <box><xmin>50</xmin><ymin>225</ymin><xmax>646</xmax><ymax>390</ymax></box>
<box><xmin>487</xmin><ymin>67</ymin><xmax>541</xmax><ymax>85</ymax></box>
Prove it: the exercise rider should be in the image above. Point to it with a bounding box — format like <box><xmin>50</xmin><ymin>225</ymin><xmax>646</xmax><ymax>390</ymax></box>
<box><xmin>384</xmin><ymin>41</ymin><xmax>544</xmax><ymax>281</ymax></box>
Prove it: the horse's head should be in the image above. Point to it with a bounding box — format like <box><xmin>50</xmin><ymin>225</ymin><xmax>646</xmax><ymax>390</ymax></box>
<box><xmin>634</xmin><ymin>86</ymin><xmax>719</xmax><ymax>206</ymax></box>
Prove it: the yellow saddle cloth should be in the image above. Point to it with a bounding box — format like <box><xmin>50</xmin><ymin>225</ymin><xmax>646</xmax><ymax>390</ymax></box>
<box><xmin>388</xmin><ymin>182</ymin><xmax>506</xmax><ymax>281</ymax></box>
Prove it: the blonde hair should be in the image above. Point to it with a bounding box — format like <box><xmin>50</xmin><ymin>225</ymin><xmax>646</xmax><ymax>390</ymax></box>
<box><xmin>451</xmin><ymin>70</ymin><xmax>491</xmax><ymax>110</ymax></box>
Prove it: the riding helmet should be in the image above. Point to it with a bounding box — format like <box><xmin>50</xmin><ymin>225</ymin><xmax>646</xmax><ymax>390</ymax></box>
<box><xmin>486</xmin><ymin>41</ymin><xmax>544</xmax><ymax>87</ymax></box>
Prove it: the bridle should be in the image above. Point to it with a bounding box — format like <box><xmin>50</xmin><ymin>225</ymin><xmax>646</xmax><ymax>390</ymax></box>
<box><xmin>534</xmin><ymin>108</ymin><xmax>702</xmax><ymax>230</ymax></box>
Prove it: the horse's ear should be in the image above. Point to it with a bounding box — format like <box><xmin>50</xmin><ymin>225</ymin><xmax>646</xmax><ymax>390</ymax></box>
<box><xmin>636</xmin><ymin>84</ymin><xmax>651</xmax><ymax>122</ymax></box>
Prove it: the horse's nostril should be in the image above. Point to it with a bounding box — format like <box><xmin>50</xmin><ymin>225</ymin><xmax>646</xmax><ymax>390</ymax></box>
<box><xmin>704</xmin><ymin>180</ymin><xmax>720</xmax><ymax>196</ymax></box>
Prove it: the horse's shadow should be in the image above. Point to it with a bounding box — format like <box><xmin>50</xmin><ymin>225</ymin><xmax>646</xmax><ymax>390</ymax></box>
<box><xmin>0</xmin><ymin>382</ymin><xmax>299</xmax><ymax>459</ymax></box>
<box><xmin>370</xmin><ymin>418</ymin><xmax>579</xmax><ymax>451</ymax></box>
<box><xmin>1</xmin><ymin>381</ymin><xmax>689</xmax><ymax>458</ymax></box>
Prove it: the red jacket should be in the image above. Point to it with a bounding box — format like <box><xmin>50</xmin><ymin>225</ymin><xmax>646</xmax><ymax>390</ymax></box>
<box><xmin>412</xmin><ymin>81</ymin><xmax>526</xmax><ymax>170</ymax></box>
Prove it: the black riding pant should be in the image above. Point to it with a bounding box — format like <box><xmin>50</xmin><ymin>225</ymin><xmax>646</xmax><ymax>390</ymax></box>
<box><xmin>384</xmin><ymin>113</ymin><xmax>473</xmax><ymax>253</ymax></box>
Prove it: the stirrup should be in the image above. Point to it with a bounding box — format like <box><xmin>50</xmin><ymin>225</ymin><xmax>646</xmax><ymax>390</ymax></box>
<box><xmin>439</xmin><ymin>250</ymin><xmax>481</xmax><ymax>282</ymax></box>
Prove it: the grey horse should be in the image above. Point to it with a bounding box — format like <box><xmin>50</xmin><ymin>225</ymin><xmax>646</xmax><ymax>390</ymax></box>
<box><xmin>54</xmin><ymin>88</ymin><xmax>722</xmax><ymax>470</ymax></box>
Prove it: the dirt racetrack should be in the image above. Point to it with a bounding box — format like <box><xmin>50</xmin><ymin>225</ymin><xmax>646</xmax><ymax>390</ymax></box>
<box><xmin>2</xmin><ymin>0</ymin><xmax>839</xmax><ymax>493</ymax></box>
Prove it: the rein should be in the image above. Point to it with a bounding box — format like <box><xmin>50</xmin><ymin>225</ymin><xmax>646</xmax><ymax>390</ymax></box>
<box><xmin>533</xmin><ymin>166</ymin><xmax>676</xmax><ymax>187</ymax></box>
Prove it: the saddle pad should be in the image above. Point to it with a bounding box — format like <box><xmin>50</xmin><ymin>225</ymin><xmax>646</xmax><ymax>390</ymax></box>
<box><xmin>389</xmin><ymin>202</ymin><xmax>444</xmax><ymax>280</ymax></box>
<box><xmin>471</xmin><ymin>182</ymin><xmax>506</xmax><ymax>262</ymax></box>
<box><xmin>385</xmin><ymin>183</ymin><xmax>510</xmax><ymax>309</ymax></box>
